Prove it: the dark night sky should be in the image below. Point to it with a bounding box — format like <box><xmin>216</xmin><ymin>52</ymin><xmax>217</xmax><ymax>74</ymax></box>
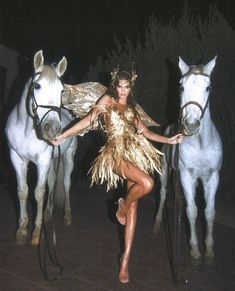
<box><xmin>1</xmin><ymin>0</ymin><xmax>234</xmax><ymax>80</ymax></box>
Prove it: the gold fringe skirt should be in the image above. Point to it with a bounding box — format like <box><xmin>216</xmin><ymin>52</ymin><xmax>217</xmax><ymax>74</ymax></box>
<box><xmin>90</xmin><ymin>132</ymin><xmax>163</xmax><ymax>191</ymax></box>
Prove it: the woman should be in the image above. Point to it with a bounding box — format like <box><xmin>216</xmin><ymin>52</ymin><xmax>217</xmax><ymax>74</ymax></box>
<box><xmin>51</xmin><ymin>68</ymin><xmax>183</xmax><ymax>284</ymax></box>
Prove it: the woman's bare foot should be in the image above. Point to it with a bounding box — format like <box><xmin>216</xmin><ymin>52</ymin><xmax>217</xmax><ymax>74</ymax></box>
<box><xmin>119</xmin><ymin>256</ymin><xmax>129</xmax><ymax>284</ymax></box>
<box><xmin>116</xmin><ymin>198</ymin><xmax>126</xmax><ymax>225</ymax></box>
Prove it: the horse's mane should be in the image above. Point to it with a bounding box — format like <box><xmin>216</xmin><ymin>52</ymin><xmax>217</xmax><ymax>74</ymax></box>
<box><xmin>183</xmin><ymin>65</ymin><xmax>209</xmax><ymax>80</ymax></box>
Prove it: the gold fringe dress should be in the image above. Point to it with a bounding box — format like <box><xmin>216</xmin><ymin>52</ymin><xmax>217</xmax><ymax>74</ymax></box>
<box><xmin>90</xmin><ymin>103</ymin><xmax>163</xmax><ymax>191</ymax></box>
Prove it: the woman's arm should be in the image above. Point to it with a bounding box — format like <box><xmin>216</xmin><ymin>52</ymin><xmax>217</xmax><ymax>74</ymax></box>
<box><xmin>51</xmin><ymin>94</ymin><xmax>112</xmax><ymax>145</ymax></box>
<box><xmin>135</xmin><ymin>117</ymin><xmax>183</xmax><ymax>145</ymax></box>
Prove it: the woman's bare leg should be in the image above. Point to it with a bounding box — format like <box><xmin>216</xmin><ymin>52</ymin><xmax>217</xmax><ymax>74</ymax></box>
<box><xmin>116</xmin><ymin>160</ymin><xmax>154</xmax><ymax>225</ymax></box>
<box><xmin>119</xmin><ymin>184</ymin><xmax>137</xmax><ymax>283</ymax></box>
<box><xmin>116</xmin><ymin>161</ymin><xmax>154</xmax><ymax>283</ymax></box>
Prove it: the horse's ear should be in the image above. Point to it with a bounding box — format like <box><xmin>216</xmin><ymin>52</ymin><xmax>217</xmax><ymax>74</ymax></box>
<box><xmin>178</xmin><ymin>57</ymin><xmax>189</xmax><ymax>76</ymax></box>
<box><xmin>204</xmin><ymin>56</ymin><xmax>217</xmax><ymax>76</ymax></box>
<box><xmin>55</xmin><ymin>56</ymin><xmax>67</xmax><ymax>77</ymax></box>
<box><xmin>34</xmin><ymin>50</ymin><xmax>44</xmax><ymax>73</ymax></box>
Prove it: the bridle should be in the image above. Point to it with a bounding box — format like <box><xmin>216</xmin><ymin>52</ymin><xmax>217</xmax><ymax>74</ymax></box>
<box><xmin>27</xmin><ymin>69</ymin><xmax>65</xmax><ymax>280</ymax></box>
<box><xmin>166</xmin><ymin>66</ymin><xmax>212</xmax><ymax>285</ymax></box>
<box><xmin>27</xmin><ymin>71</ymin><xmax>63</xmax><ymax>137</ymax></box>
<box><xmin>179</xmin><ymin>66</ymin><xmax>211</xmax><ymax>133</ymax></box>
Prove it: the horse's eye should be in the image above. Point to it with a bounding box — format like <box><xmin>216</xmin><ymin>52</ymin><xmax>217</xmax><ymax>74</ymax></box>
<box><xmin>206</xmin><ymin>86</ymin><xmax>211</xmax><ymax>92</ymax></box>
<box><xmin>61</xmin><ymin>89</ymin><xmax>64</xmax><ymax>94</ymax></box>
<box><xmin>180</xmin><ymin>86</ymin><xmax>184</xmax><ymax>92</ymax></box>
<box><xmin>34</xmin><ymin>83</ymin><xmax>41</xmax><ymax>90</ymax></box>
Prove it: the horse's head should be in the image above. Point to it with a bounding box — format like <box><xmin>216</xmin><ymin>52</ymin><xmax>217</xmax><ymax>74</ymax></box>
<box><xmin>178</xmin><ymin>56</ymin><xmax>216</xmax><ymax>136</ymax></box>
<box><xmin>29</xmin><ymin>50</ymin><xmax>67</xmax><ymax>141</ymax></box>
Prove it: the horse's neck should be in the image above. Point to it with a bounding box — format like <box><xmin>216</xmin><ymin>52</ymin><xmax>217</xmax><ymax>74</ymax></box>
<box><xmin>17</xmin><ymin>83</ymin><xmax>33</xmax><ymax>125</ymax></box>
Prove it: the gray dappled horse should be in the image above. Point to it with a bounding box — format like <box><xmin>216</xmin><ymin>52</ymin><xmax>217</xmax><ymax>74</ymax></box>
<box><xmin>154</xmin><ymin>57</ymin><xmax>223</xmax><ymax>264</ymax></box>
<box><xmin>5</xmin><ymin>50</ymin><xmax>77</xmax><ymax>245</ymax></box>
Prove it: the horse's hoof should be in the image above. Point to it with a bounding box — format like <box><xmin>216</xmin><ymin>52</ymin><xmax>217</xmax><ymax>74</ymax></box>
<box><xmin>15</xmin><ymin>230</ymin><xmax>28</xmax><ymax>246</ymax></box>
<box><xmin>190</xmin><ymin>255</ymin><xmax>202</xmax><ymax>267</ymax></box>
<box><xmin>15</xmin><ymin>235</ymin><xmax>28</xmax><ymax>246</ymax></box>
<box><xmin>152</xmin><ymin>222</ymin><xmax>161</xmax><ymax>234</ymax></box>
<box><xmin>204</xmin><ymin>251</ymin><xmax>215</xmax><ymax>266</ymax></box>
<box><xmin>204</xmin><ymin>256</ymin><xmax>215</xmax><ymax>266</ymax></box>
<box><xmin>31</xmin><ymin>236</ymin><xmax>40</xmax><ymax>246</ymax></box>
<box><xmin>31</xmin><ymin>229</ymin><xmax>40</xmax><ymax>245</ymax></box>
<box><xmin>64</xmin><ymin>215</ymin><xmax>72</xmax><ymax>226</ymax></box>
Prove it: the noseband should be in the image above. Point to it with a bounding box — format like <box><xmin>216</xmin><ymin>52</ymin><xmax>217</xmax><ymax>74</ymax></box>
<box><xmin>180</xmin><ymin>99</ymin><xmax>209</xmax><ymax>121</ymax></box>
<box><xmin>27</xmin><ymin>71</ymin><xmax>63</xmax><ymax>134</ymax></box>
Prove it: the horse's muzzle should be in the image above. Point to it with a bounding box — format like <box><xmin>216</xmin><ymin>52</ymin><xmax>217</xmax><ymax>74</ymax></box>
<box><xmin>181</xmin><ymin>119</ymin><xmax>200</xmax><ymax>136</ymax></box>
<box><xmin>41</xmin><ymin>120</ymin><xmax>62</xmax><ymax>140</ymax></box>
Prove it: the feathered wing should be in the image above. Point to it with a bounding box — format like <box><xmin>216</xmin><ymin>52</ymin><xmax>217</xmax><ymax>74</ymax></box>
<box><xmin>135</xmin><ymin>103</ymin><xmax>160</xmax><ymax>127</ymax></box>
<box><xmin>62</xmin><ymin>82</ymin><xmax>107</xmax><ymax>118</ymax></box>
<box><xmin>62</xmin><ymin>82</ymin><xmax>159</xmax><ymax>135</ymax></box>
<box><xmin>62</xmin><ymin>82</ymin><xmax>106</xmax><ymax>135</ymax></box>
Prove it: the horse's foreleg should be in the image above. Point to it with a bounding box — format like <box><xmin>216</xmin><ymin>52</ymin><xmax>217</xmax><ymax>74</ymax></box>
<box><xmin>10</xmin><ymin>151</ymin><xmax>29</xmax><ymax>245</ymax></box>
<box><xmin>153</xmin><ymin>161</ymin><xmax>168</xmax><ymax>234</ymax></box>
<box><xmin>32</xmin><ymin>165</ymin><xmax>49</xmax><ymax>245</ymax></box>
<box><xmin>180</xmin><ymin>172</ymin><xmax>201</xmax><ymax>261</ymax></box>
<box><xmin>202</xmin><ymin>172</ymin><xmax>219</xmax><ymax>264</ymax></box>
<box><xmin>63</xmin><ymin>146</ymin><xmax>76</xmax><ymax>226</ymax></box>
<box><xmin>16</xmin><ymin>185</ymin><xmax>29</xmax><ymax>245</ymax></box>
<box><xmin>186</xmin><ymin>200</ymin><xmax>201</xmax><ymax>260</ymax></box>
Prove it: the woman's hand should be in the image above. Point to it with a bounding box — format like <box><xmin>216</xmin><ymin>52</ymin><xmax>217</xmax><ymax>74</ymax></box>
<box><xmin>167</xmin><ymin>133</ymin><xmax>183</xmax><ymax>145</ymax></box>
<box><xmin>50</xmin><ymin>134</ymin><xmax>65</xmax><ymax>146</ymax></box>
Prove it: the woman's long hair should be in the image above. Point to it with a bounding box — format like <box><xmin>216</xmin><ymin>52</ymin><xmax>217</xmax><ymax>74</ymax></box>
<box><xmin>106</xmin><ymin>71</ymin><xmax>137</xmax><ymax>107</ymax></box>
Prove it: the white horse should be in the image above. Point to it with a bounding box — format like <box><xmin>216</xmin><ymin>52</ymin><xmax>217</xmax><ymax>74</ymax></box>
<box><xmin>5</xmin><ymin>50</ymin><xmax>77</xmax><ymax>245</ymax></box>
<box><xmin>154</xmin><ymin>57</ymin><xmax>223</xmax><ymax>264</ymax></box>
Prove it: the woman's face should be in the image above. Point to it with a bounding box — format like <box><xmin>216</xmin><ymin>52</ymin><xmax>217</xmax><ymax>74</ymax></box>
<box><xmin>116</xmin><ymin>79</ymin><xmax>131</xmax><ymax>101</ymax></box>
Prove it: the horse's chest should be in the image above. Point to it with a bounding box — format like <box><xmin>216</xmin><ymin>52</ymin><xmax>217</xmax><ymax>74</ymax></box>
<box><xmin>179</xmin><ymin>143</ymin><xmax>218</xmax><ymax>173</ymax></box>
<box><xmin>8</xmin><ymin>126</ymin><xmax>51</xmax><ymax>161</ymax></box>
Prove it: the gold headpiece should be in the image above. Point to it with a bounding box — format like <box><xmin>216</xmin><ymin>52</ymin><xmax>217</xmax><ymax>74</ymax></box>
<box><xmin>110</xmin><ymin>64</ymin><xmax>138</xmax><ymax>88</ymax></box>
<box><xmin>110</xmin><ymin>65</ymin><xmax>119</xmax><ymax>86</ymax></box>
<box><xmin>130</xmin><ymin>68</ymin><xmax>138</xmax><ymax>86</ymax></box>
